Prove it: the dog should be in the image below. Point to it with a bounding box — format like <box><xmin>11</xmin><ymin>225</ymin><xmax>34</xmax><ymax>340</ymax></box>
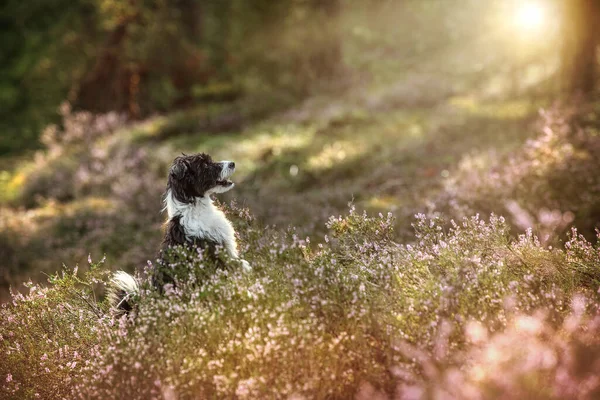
<box><xmin>108</xmin><ymin>153</ymin><xmax>249</xmax><ymax>313</ymax></box>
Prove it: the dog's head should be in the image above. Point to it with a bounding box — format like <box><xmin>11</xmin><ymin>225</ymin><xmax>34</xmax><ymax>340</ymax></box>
<box><xmin>167</xmin><ymin>153</ymin><xmax>236</xmax><ymax>203</ymax></box>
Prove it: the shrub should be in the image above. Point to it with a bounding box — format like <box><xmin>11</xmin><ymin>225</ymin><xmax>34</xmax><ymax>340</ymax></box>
<box><xmin>1</xmin><ymin>103</ymin><xmax>167</xmax><ymax>290</ymax></box>
<box><xmin>396</xmin><ymin>300</ymin><xmax>600</xmax><ymax>400</ymax></box>
<box><xmin>0</xmin><ymin>258</ymin><xmax>110</xmax><ymax>399</ymax></box>
<box><xmin>441</xmin><ymin>104</ymin><xmax>600</xmax><ymax>244</ymax></box>
<box><xmin>1</xmin><ymin>206</ymin><xmax>599</xmax><ymax>399</ymax></box>
<box><xmin>18</xmin><ymin>104</ymin><xmax>128</xmax><ymax>208</ymax></box>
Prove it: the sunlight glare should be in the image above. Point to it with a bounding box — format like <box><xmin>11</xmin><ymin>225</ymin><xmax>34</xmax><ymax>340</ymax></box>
<box><xmin>515</xmin><ymin>2</ymin><xmax>546</xmax><ymax>32</ymax></box>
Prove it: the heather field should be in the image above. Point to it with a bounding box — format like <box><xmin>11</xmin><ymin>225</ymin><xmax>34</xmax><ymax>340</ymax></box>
<box><xmin>2</xmin><ymin>1</ymin><xmax>600</xmax><ymax>399</ymax></box>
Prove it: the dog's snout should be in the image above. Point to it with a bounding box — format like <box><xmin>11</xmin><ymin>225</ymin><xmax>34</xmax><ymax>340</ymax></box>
<box><xmin>229</xmin><ymin>162</ymin><xmax>235</xmax><ymax>169</ymax></box>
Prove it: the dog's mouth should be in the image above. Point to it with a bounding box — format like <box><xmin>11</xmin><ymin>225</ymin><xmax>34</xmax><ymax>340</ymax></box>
<box><xmin>216</xmin><ymin>161</ymin><xmax>235</xmax><ymax>188</ymax></box>
<box><xmin>216</xmin><ymin>179</ymin><xmax>234</xmax><ymax>187</ymax></box>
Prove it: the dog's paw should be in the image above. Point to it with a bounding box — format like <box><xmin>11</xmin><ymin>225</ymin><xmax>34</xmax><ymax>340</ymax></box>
<box><xmin>240</xmin><ymin>259</ymin><xmax>251</xmax><ymax>272</ymax></box>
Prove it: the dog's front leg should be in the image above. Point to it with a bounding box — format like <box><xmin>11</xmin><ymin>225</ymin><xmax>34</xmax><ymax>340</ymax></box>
<box><xmin>239</xmin><ymin>259</ymin><xmax>251</xmax><ymax>271</ymax></box>
<box><xmin>225</xmin><ymin>241</ymin><xmax>251</xmax><ymax>271</ymax></box>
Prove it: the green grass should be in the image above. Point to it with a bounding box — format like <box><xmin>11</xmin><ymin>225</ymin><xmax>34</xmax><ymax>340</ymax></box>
<box><xmin>0</xmin><ymin>90</ymin><xmax>549</xmax><ymax>300</ymax></box>
<box><xmin>2</xmin><ymin>206</ymin><xmax>599</xmax><ymax>398</ymax></box>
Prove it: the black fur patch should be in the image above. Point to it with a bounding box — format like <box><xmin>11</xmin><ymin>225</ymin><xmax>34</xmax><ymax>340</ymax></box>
<box><xmin>162</xmin><ymin>215</ymin><xmax>188</xmax><ymax>248</ymax></box>
<box><xmin>156</xmin><ymin>213</ymin><xmax>223</xmax><ymax>289</ymax></box>
<box><xmin>167</xmin><ymin>153</ymin><xmax>224</xmax><ymax>203</ymax></box>
<box><xmin>113</xmin><ymin>289</ymin><xmax>134</xmax><ymax>312</ymax></box>
<box><xmin>161</xmin><ymin>215</ymin><xmax>219</xmax><ymax>256</ymax></box>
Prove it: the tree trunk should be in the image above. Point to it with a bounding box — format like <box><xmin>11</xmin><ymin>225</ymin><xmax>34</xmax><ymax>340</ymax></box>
<box><xmin>309</xmin><ymin>0</ymin><xmax>342</xmax><ymax>80</ymax></box>
<box><xmin>562</xmin><ymin>0</ymin><xmax>600</xmax><ymax>96</ymax></box>
<box><xmin>75</xmin><ymin>14</ymin><xmax>138</xmax><ymax>115</ymax></box>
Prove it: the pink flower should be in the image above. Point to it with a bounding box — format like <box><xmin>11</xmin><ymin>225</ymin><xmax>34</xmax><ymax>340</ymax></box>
<box><xmin>6</xmin><ymin>374</ymin><xmax>12</xmax><ymax>382</ymax></box>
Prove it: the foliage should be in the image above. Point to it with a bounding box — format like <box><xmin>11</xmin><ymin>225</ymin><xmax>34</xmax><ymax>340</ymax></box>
<box><xmin>2</xmin><ymin>206</ymin><xmax>600</xmax><ymax>398</ymax></box>
<box><xmin>441</xmin><ymin>103</ymin><xmax>600</xmax><ymax>243</ymax></box>
<box><xmin>4</xmin><ymin>91</ymin><xmax>600</xmax><ymax>300</ymax></box>
<box><xmin>0</xmin><ymin>257</ymin><xmax>109</xmax><ymax>399</ymax></box>
<box><xmin>0</xmin><ymin>103</ymin><xmax>166</xmax><ymax>296</ymax></box>
<box><xmin>0</xmin><ymin>0</ymin><xmax>98</xmax><ymax>154</ymax></box>
<box><xmin>0</xmin><ymin>0</ymin><xmax>345</xmax><ymax>155</ymax></box>
<box><xmin>395</xmin><ymin>300</ymin><xmax>600</xmax><ymax>400</ymax></box>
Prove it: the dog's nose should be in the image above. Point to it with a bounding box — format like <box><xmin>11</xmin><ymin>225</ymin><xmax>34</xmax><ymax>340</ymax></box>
<box><xmin>229</xmin><ymin>162</ymin><xmax>235</xmax><ymax>169</ymax></box>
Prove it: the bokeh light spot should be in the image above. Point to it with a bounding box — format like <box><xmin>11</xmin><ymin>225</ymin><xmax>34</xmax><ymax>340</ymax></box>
<box><xmin>515</xmin><ymin>2</ymin><xmax>546</xmax><ymax>32</ymax></box>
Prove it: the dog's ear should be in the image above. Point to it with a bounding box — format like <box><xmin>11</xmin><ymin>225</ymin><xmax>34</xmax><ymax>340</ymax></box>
<box><xmin>170</xmin><ymin>159</ymin><xmax>188</xmax><ymax>180</ymax></box>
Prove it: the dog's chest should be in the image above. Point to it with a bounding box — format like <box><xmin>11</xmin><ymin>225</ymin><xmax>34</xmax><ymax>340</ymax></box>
<box><xmin>180</xmin><ymin>203</ymin><xmax>234</xmax><ymax>245</ymax></box>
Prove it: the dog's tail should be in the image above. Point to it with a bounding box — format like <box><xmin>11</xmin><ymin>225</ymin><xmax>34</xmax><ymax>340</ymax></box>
<box><xmin>107</xmin><ymin>271</ymin><xmax>140</xmax><ymax>314</ymax></box>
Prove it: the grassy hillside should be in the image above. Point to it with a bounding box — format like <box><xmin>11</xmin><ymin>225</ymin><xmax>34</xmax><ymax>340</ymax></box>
<box><xmin>2</xmin><ymin>197</ymin><xmax>600</xmax><ymax>398</ymax></box>
<box><xmin>2</xmin><ymin>82</ymin><xmax>599</xmax><ymax>296</ymax></box>
<box><xmin>1</xmin><ymin>82</ymin><xmax>600</xmax><ymax>398</ymax></box>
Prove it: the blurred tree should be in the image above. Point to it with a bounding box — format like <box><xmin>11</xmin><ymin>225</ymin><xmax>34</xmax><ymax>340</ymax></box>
<box><xmin>561</xmin><ymin>0</ymin><xmax>600</xmax><ymax>96</ymax></box>
<box><xmin>0</xmin><ymin>0</ymin><xmax>99</xmax><ymax>154</ymax></box>
<box><xmin>0</xmin><ymin>0</ymin><xmax>345</xmax><ymax>154</ymax></box>
<box><xmin>307</xmin><ymin>0</ymin><xmax>342</xmax><ymax>80</ymax></box>
<box><xmin>75</xmin><ymin>6</ymin><xmax>136</xmax><ymax>116</ymax></box>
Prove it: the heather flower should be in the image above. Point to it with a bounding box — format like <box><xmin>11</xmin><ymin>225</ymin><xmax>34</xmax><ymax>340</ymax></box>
<box><xmin>3</xmin><ymin>205</ymin><xmax>600</xmax><ymax>399</ymax></box>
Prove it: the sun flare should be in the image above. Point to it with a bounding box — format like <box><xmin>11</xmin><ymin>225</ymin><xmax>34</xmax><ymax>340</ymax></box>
<box><xmin>515</xmin><ymin>2</ymin><xmax>546</xmax><ymax>32</ymax></box>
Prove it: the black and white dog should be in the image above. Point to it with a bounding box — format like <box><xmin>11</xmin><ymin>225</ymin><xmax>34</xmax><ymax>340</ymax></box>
<box><xmin>108</xmin><ymin>153</ymin><xmax>249</xmax><ymax>312</ymax></box>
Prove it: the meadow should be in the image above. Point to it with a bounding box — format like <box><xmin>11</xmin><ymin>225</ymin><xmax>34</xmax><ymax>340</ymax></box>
<box><xmin>2</xmin><ymin>0</ymin><xmax>600</xmax><ymax>398</ymax></box>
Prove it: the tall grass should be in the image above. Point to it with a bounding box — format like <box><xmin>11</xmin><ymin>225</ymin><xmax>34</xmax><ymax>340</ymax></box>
<box><xmin>2</xmin><ymin>204</ymin><xmax>599</xmax><ymax>399</ymax></box>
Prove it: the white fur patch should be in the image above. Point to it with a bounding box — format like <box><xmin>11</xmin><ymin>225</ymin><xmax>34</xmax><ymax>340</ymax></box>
<box><xmin>107</xmin><ymin>271</ymin><xmax>140</xmax><ymax>311</ymax></box>
<box><xmin>164</xmin><ymin>189</ymin><xmax>240</xmax><ymax>259</ymax></box>
<box><xmin>240</xmin><ymin>259</ymin><xmax>251</xmax><ymax>271</ymax></box>
<box><xmin>206</xmin><ymin>183</ymin><xmax>234</xmax><ymax>195</ymax></box>
<box><xmin>208</xmin><ymin>161</ymin><xmax>236</xmax><ymax>195</ymax></box>
<box><xmin>111</xmin><ymin>271</ymin><xmax>139</xmax><ymax>294</ymax></box>
<box><xmin>219</xmin><ymin>161</ymin><xmax>235</xmax><ymax>180</ymax></box>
